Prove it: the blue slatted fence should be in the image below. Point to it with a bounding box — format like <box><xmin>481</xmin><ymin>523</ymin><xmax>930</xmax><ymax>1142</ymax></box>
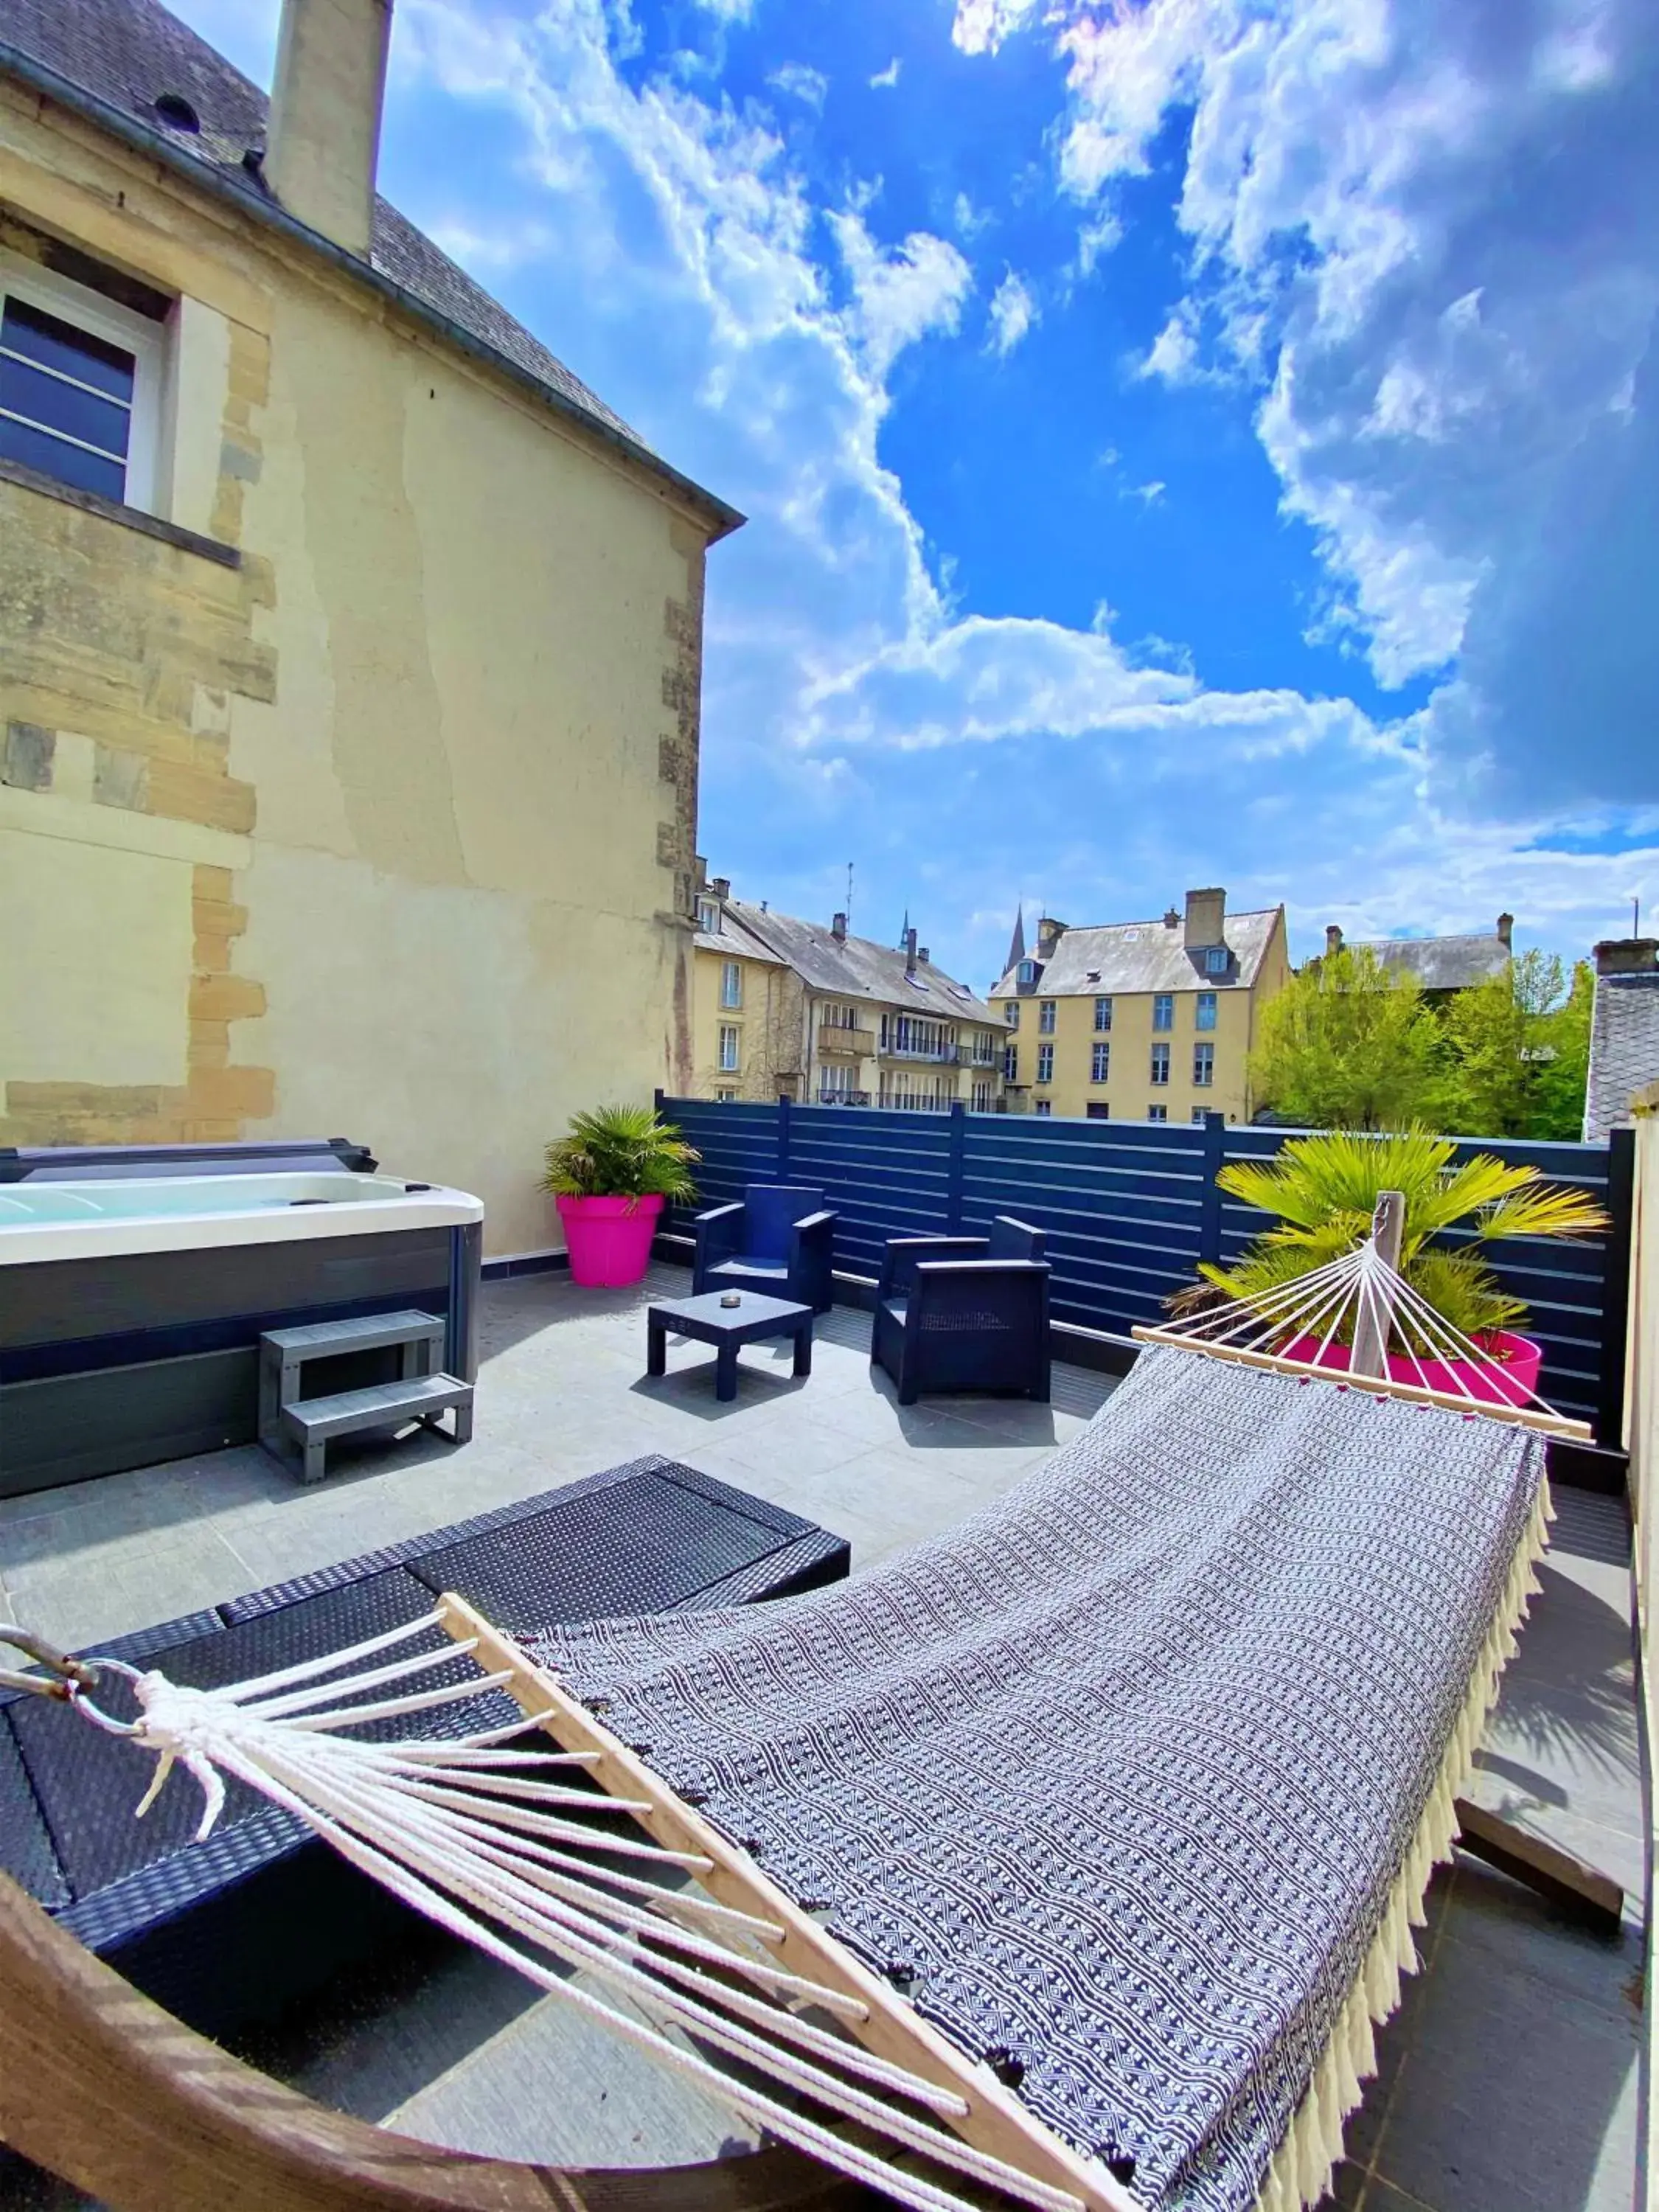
<box><xmin>658</xmin><ymin>1096</ymin><xmax>1624</xmax><ymax>1439</ymax></box>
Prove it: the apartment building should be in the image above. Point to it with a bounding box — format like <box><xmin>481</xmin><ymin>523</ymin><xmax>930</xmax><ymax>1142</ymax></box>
<box><xmin>990</xmin><ymin>889</ymin><xmax>1290</xmax><ymax>1123</ymax></box>
<box><xmin>692</xmin><ymin>881</ymin><xmax>1006</xmax><ymax>1110</ymax></box>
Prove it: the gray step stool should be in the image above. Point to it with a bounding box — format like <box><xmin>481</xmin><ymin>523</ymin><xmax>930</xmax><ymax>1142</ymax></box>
<box><xmin>258</xmin><ymin>1310</ymin><xmax>474</xmax><ymax>1485</ymax></box>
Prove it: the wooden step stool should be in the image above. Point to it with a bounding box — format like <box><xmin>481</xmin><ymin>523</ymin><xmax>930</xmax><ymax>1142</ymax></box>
<box><xmin>258</xmin><ymin>1310</ymin><xmax>474</xmax><ymax>1485</ymax></box>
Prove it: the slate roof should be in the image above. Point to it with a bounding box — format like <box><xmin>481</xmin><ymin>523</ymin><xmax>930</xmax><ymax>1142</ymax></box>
<box><xmin>724</xmin><ymin>900</ymin><xmax>999</xmax><ymax>1023</ymax></box>
<box><xmin>989</xmin><ymin>908</ymin><xmax>1283</xmax><ymax>998</ymax></box>
<box><xmin>1342</xmin><ymin>933</ymin><xmax>1512</xmax><ymax>993</ymax></box>
<box><xmin>0</xmin><ymin>0</ymin><xmax>740</xmax><ymax>535</ymax></box>
<box><xmin>1585</xmin><ymin>972</ymin><xmax>1659</xmax><ymax>1140</ymax></box>
<box><xmin>694</xmin><ymin>905</ymin><xmax>786</xmax><ymax>967</ymax></box>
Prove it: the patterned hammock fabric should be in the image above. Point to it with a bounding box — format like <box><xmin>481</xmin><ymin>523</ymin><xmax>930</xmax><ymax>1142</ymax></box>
<box><xmin>526</xmin><ymin>1346</ymin><xmax>1547</xmax><ymax>2212</ymax></box>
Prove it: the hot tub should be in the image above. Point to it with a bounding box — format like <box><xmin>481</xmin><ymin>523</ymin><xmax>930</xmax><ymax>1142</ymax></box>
<box><xmin>0</xmin><ymin>1140</ymin><xmax>483</xmax><ymax>1498</ymax></box>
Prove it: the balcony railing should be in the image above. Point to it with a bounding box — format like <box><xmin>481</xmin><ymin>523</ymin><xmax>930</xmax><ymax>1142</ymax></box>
<box><xmin>817</xmin><ymin>1023</ymin><xmax>876</xmax><ymax>1057</ymax></box>
<box><xmin>879</xmin><ymin>1040</ymin><xmax>959</xmax><ymax>1063</ymax></box>
<box><xmin>817</xmin><ymin>1088</ymin><xmax>872</xmax><ymax>1107</ymax></box>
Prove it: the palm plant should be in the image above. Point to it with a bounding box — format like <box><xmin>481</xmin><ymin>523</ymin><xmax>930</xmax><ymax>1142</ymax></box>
<box><xmin>1174</xmin><ymin>1128</ymin><xmax>1608</xmax><ymax>1345</ymax></box>
<box><xmin>541</xmin><ymin>1104</ymin><xmax>700</xmax><ymax>1208</ymax></box>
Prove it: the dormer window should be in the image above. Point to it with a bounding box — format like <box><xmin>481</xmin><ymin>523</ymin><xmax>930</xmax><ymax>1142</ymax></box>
<box><xmin>697</xmin><ymin>897</ymin><xmax>717</xmax><ymax>933</ymax></box>
<box><xmin>1204</xmin><ymin>946</ymin><xmax>1228</xmax><ymax>975</ymax></box>
<box><xmin>1017</xmin><ymin>959</ymin><xmax>1037</xmax><ymax>986</ymax></box>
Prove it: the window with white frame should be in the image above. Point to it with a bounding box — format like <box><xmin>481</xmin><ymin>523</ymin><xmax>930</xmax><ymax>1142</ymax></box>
<box><xmin>1193</xmin><ymin>1041</ymin><xmax>1214</xmax><ymax>1087</ymax></box>
<box><xmin>1150</xmin><ymin>1043</ymin><xmax>1170</xmax><ymax>1085</ymax></box>
<box><xmin>1205</xmin><ymin>946</ymin><xmax>1229</xmax><ymax>975</ymax></box>
<box><xmin>1017</xmin><ymin>959</ymin><xmax>1037</xmax><ymax>986</ymax></box>
<box><xmin>1093</xmin><ymin>996</ymin><xmax>1112</xmax><ymax>1031</ymax></box>
<box><xmin>716</xmin><ymin>1087</ymin><xmax>737</xmax><ymax>1102</ymax></box>
<box><xmin>1004</xmin><ymin>1001</ymin><xmax>1019</xmax><ymax>1026</ymax></box>
<box><xmin>720</xmin><ymin>959</ymin><xmax>742</xmax><ymax>1009</ymax></box>
<box><xmin>1</xmin><ymin>253</ymin><xmax>164</xmax><ymax>511</ymax></box>
<box><xmin>1091</xmin><ymin>1041</ymin><xmax>1110</xmax><ymax>1083</ymax></box>
<box><xmin>1152</xmin><ymin>993</ymin><xmax>1174</xmax><ymax>1032</ymax></box>
<box><xmin>1004</xmin><ymin>1043</ymin><xmax>1018</xmax><ymax>1081</ymax></box>
<box><xmin>718</xmin><ymin>1024</ymin><xmax>740</xmax><ymax>1072</ymax></box>
<box><xmin>1147</xmin><ymin>1103</ymin><xmax>1167</xmax><ymax>1122</ymax></box>
<box><xmin>1038</xmin><ymin>1000</ymin><xmax>1057</xmax><ymax>1033</ymax></box>
<box><xmin>1195</xmin><ymin>990</ymin><xmax>1217</xmax><ymax>1031</ymax></box>
<box><xmin>697</xmin><ymin>897</ymin><xmax>717</xmax><ymax>932</ymax></box>
<box><xmin>1037</xmin><ymin>1043</ymin><xmax>1054</xmax><ymax>1083</ymax></box>
<box><xmin>1035</xmin><ymin>1099</ymin><xmax>1053</xmax><ymax>1116</ymax></box>
<box><xmin>1191</xmin><ymin>1106</ymin><xmax>1207</xmax><ymax>1122</ymax></box>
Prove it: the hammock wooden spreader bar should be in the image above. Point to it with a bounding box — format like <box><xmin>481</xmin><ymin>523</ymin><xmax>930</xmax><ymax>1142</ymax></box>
<box><xmin>439</xmin><ymin>1596</ymin><xmax>1136</xmax><ymax>2212</ymax></box>
<box><xmin>10</xmin><ymin>1601</ymin><xmax>1133</xmax><ymax>2212</ymax></box>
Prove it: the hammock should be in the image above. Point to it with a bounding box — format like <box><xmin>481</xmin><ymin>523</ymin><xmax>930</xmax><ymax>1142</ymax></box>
<box><xmin>6</xmin><ymin>1322</ymin><xmax>1555</xmax><ymax>2212</ymax></box>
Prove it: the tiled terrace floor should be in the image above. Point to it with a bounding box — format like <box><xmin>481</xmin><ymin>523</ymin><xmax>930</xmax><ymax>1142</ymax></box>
<box><xmin>0</xmin><ymin>1267</ymin><xmax>1644</xmax><ymax>2212</ymax></box>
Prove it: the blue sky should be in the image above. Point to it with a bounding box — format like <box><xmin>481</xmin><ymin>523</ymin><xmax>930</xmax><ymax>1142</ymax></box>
<box><xmin>180</xmin><ymin>0</ymin><xmax>1659</xmax><ymax>990</ymax></box>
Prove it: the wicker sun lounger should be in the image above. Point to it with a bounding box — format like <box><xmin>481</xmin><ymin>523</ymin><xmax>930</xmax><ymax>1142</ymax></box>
<box><xmin>0</xmin><ymin>1455</ymin><xmax>849</xmax><ymax>2034</ymax></box>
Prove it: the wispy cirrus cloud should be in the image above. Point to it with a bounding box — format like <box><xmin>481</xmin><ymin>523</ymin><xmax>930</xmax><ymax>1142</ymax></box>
<box><xmin>766</xmin><ymin>60</ymin><xmax>827</xmax><ymax>109</ymax></box>
<box><xmin>987</xmin><ymin>269</ymin><xmax>1037</xmax><ymax>356</ymax></box>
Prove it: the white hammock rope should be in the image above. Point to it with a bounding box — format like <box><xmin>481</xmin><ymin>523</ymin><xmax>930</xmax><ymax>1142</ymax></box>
<box><xmin>1166</xmin><ymin>1228</ymin><xmax>1567</xmax><ymax>1422</ymax></box>
<box><xmin>76</xmin><ymin>1621</ymin><xmax>1120</xmax><ymax>2212</ymax></box>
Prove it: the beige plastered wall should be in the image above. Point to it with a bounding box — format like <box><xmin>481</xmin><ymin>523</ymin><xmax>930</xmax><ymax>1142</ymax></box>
<box><xmin>0</xmin><ymin>86</ymin><xmax>714</xmax><ymax>1257</ymax></box>
<box><xmin>691</xmin><ymin>947</ymin><xmax>804</xmax><ymax>1103</ymax></box>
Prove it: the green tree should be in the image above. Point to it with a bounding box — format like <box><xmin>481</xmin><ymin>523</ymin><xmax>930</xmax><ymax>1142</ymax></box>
<box><xmin>1249</xmin><ymin>947</ymin><xmax>1447</xmax><ymax>1129</ymax></box>
<box><xmin>1440</xmin><ymin>951</ymin><xmax>1593</xmax><ymax>1140</ymax></box>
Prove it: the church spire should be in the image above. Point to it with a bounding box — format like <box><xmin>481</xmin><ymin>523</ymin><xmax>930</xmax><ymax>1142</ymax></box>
<box><xmin>1004</xmin><ymin>904</ymin><xmax>1027</xmax><ymax>977</ymax></box>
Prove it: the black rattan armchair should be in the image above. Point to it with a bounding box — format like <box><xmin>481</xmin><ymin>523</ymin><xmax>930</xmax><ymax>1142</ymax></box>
<box><xmin>692</xmin><ymin>1185</ymin><xmax>838</xmax><ymax>1313</ymax></box>
<box><xmin>872</xmin><ymin>1217</ymin><xmax>1051</xmax><ymax>1404</ymax></box>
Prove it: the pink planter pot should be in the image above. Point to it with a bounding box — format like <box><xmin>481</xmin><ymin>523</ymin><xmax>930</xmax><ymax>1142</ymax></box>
<box><xmin>556</xmin><ymin>1193</ymin><xmax>664</xmax><ymax>1288</ymax></box>
<box><xmin>1279</xmin><ymin>1329</ymin><xmax>1543</xmax><ymax>1409</ymax></box>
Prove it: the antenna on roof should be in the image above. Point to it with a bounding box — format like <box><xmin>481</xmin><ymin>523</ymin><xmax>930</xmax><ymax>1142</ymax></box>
<box><xmin>846</xmin><ymin>861</ymin><xmax>854</xmax><ymax>936</ymax></box>
<box><xmin>1635</xmin><ymin>896</ymin><xmax>1641</xmax><ymax>937</ymax></box>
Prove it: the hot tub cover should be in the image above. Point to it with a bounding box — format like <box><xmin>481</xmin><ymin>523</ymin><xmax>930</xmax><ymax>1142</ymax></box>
<box><xmin>527</xmin><ymin>1347</ymin><xmax>1547</xmax><ymax>2212</ymax></box>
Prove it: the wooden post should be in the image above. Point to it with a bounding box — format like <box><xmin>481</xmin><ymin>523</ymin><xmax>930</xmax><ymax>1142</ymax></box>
<box><xmin>1349</xmin><ymin>1189</ymin><xmax>1405</xmax><ymax>1381</ymax></box>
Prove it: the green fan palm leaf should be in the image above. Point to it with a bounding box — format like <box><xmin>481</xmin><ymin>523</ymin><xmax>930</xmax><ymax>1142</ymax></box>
<box><xmin>541</xmin><ymin>1104</ymin><xmax>700</xmax><ymax>1208</ymax></box>
<box><xmin>1184</xmin><ymin>1127</ymin><xmax>1607</xmax><ymax>1348</ymax></box>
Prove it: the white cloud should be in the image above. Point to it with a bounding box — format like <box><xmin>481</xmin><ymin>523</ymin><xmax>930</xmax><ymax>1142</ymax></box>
<box><xmin>987</xmin><ymin>269</ymin><xmax>1038</xmax><ymax>356</ymax></box>
<box><xmin>951</xmin><ymin>0</ymin><xmax>1044</xmax><ymax>59</ymax></box>
<box><xmin>952</xmin><ymin>191</ymin><xmax>992</xmax><ymax>240</ymax></box>
<box><xmin>830</xmin><ymin>209</ymin><xmax>974</xmax><ymax>378</ymax></box>
<box><xmin>1130</xmin><ymin>481</ymin><xmax>1166</xmax><ymax>507</ymax></box>
<box><xmin>1138</xmin><ymin>308</ymin><xmax>1200</xmax><ymax>384</ymax></box>
<box><xmin>869</xmin><ymin>58</ymin><xmax>901</xmax><ymax>90</ymax></box>
<box><xmin>766</xmin><ymin>60</ymin><xmax>828</xmax><ymax>110</ymax></box>
<box><xmin>946</xmin><ymin>0</ymin><xmax>1659</xmax><ymax>819</ymax></box>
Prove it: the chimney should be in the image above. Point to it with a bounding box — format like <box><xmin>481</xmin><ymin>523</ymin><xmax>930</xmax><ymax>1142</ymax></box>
<box><xmin>1593</xmin><ymin>938</ymin><xmax>1659</xmax><ymax>977</ymax></box>
<box><xmin>712</xmin><ymin>876</ymin><xmax>730</xmax><ymax>900</ymax></box>
<box><xmin>1183</xmin><ymin>887</ymin><xmax>1225</xmax><ymax>950</ymax></box>
<box><xmin>1497</xmin><ymin>912</ymin><xmax>1514</xmax><ymax>948</ymax></box>
<box><xmin>1035</xmin><ymin>916</ymin><xmax>1066</xmax><ymax>957</ymax></box>
<box><xmin>904</xmin><ymin>926</ymin><xmax>918</xmax><ymax>975</ymax></box>
<box><xmin>1164</xmin><ymin>906</ymin><xmax>1180</xmax><ymax>929</ymax></box>
<box><xmin>267</xmin><ymin>0</ymin><xmax>394</xmax><ymax>257</ymax></box>
<box><xmin>1325</xmin><ymin>923</ymin><xmax>1343</xmax><ymax>958</ymax></box>
<box><xmin>831</xmin><ymin>911</ymin><xmax>847</xmax><ymax>943</ymax></box>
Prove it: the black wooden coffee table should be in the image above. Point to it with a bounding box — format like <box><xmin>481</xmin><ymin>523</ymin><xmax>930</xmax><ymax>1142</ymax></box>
<box><xmin>647</xmin><ymin>1288</ymin><xmax>814</xmax><ymax>1401</ymax></box>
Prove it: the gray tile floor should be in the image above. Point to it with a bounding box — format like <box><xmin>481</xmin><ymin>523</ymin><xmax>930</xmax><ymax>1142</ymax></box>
<box><xmin>0</xmin><ymin>1268</ymin><xmax>1644</xmax><ymax>2212</ymax></box>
